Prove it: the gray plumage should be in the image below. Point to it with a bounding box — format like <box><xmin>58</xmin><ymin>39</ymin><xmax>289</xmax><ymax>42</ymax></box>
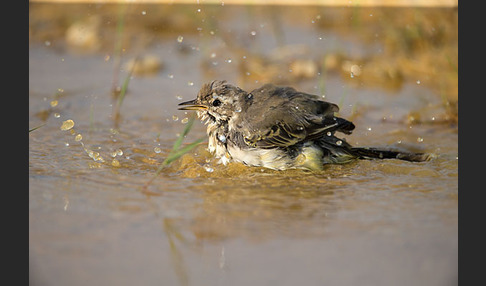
<box><xmin>178</xmin><ymin>80</ymin><xmax>430</xmax><ymax>171</ymax></box>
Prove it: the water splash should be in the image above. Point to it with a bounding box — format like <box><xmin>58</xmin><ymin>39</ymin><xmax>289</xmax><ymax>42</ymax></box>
<box><xmin>111</xmin><ymin>159</ymin><xmax>120</xmax><ymax>167</ymax></box>
<box><xmin>60</xmin><ymin>119</ymin><xmax>75</xmax><ymax>131</ymax></box>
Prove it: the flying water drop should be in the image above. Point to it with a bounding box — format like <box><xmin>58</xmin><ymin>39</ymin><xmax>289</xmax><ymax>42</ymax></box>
<box><xmin>218</xmin><ymin>134</ymin><xmax>227</xmax><ymax>143</ymax></box>
<box><xmin>60</xmin><ymin>119</ymin><xmax>74</xmax><ymax>131</ymax></box>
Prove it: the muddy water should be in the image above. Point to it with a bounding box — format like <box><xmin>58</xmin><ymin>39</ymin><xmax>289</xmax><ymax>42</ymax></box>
<box><xmin>29</xmin><ymin>4</ymin><xmax>457</xmax><ymax>286</ymax></box>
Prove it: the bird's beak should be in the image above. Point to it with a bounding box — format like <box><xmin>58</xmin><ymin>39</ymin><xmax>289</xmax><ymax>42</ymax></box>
<box><xmin>178</xmin><ymin>99</ymin><xmax>208</xmax><ymax>111</ymax></box>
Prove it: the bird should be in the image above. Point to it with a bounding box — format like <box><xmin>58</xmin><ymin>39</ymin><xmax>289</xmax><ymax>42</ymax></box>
<box><xmin>178</xmin><ymin>80</ymin><xmax>431</xmax><ymax>171</ymax></box>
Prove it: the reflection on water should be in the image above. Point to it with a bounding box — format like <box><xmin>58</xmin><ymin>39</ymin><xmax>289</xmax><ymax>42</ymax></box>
<box><xmin>29</xmin><ymin>3</ymin><xmax>457</xmax><ymax>286</ymax></box>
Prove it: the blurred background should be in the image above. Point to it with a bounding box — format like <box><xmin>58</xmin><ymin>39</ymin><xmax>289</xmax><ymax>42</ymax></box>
<box><xmin>29</xmin><ymin>1</ymin><xmax>458</xmax><ymax>286</ymax></box>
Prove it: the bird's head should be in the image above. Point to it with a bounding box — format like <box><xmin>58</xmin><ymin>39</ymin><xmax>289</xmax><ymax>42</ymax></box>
<box><xmin>178</xmin><ymin>80</ymin><xmax>249</xmax><ymax>124</ymax></box>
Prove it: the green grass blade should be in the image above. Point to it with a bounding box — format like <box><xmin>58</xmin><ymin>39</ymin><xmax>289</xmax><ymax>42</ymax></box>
<box><xmin>115</xmin><ymin>57</ymin><xmax>136</xmax><ymax>112</ymax></box>
<box><xmin>163</xmin><ymin>137</ymin><xmax>205</xmax><ymax>166</ymax></box>
<box><xmin>171</xmin><ymin>114</ymin><xmax>197</xmax><ymax>152</ymax></box>
<box><xmin>142</xmin><ymin>137</ymin><xmax>204</xmax><ymax>189</ymax></box>
<box><xmin>29</xmin><ymin>124</ymin><xmax>45</xmax><ymax>133</ymax></box>
<box><xmin>142</xmin><ymin>112</ymin><xmax>205</xmax><ymax>189</ymax></box>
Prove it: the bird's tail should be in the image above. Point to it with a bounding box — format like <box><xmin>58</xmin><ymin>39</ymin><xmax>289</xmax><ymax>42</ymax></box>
<box><xmin>350</xmin><ymin>147</ymin><xmax>432</xmax><ymax>162</ymax></box>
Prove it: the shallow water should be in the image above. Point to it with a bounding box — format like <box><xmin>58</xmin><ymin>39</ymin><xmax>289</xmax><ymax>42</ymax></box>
<box><xmin>29</xmin><ymin>3</ymin><xmax>457</xmax><ymax>286</ymax></box>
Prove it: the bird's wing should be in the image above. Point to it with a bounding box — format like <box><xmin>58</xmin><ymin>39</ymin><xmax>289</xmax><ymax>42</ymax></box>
<box><xmin>238</xmin><ymin>85</ymin><xmax>355</xmax><ymax>149</ymax></box>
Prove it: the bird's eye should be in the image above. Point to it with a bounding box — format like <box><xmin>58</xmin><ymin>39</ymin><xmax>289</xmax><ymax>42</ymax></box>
<box><xmin>212</xmin><ymin>99</ymin><xmax>221</xmax><ymax>107</ymax></box>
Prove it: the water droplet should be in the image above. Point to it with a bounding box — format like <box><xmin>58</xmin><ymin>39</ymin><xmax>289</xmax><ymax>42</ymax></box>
<box><xmin>116</xmin><ymin>149</ymin><xmax>123</xmax><ymax>156</ymax></box>
<box><xmin>351</xmin><ymin>65</ymin><xmax>361</xmax><ymax>77</ymax></box>
<box><xmin>50</xmin><ymin>100</ymin><xmax>58</xmax><ymax>107</ymax></box>
<box><xmin>87</xmin><ymin>150</ymin><xmax>105</xmax><ymax>162</ymax></box>
<box><xmin>172</xmin><ymin>115</ymin><xmax>179</xmax><ymax>121</ymax></box>
<box><xmin>54</xmin><ymin>113</ymin><xmax>60</xmax><ymax>118</ymax></box>
<box><xmin>367</xmin><ymin>127</ymin><xmax>372</xmax><ymax>131</ymax></box>
<box><xmin>350</xmin><ymin>72</ymin><xmax>354</xmax><ymax>78</ymax></box>
<box><xmin>111</xmin><ymin>159</ymin><xmax>120</xmax><ymax>167</ymax></box>
<box><xmin>235</xmin><ymin>107</ymin><xmax>242</xmax><ymax>113</ymax></box>
<box><xmin>60</xmin><ymin>119</ymin><xmax>74</xmax><ymax>131</ymax></box>
<box><xmin>177</xmin><ymin>35</ymin><xmax>184</xmax><ymax>43</ymax></box>
<box><xmin>64</xmin><ymin>142</ymin><xmax>70</xmax><ymax>147</ymax></box>
<box><xmin>110</xmin><ymin>151</ymin><xmax>117</xmax><ymax>158</ymax></box>
<box><xmin>218</xmin><ymin>134</ymin><xmax>226</xmax><ymax>143</ymax></box>
<box><xmin>44</xmin><ymin>41</ymin><xmax>51</xmax><ymax>46</ymax></box>
<box><xmin>417</xmin><ymin>137</ymin><xmax>424</xmax><ymax>143</ymax></box>
<box><xmin>225</xmin><ymin>59</ymin><xmax>232</xmax><ymax>63</ymax></box>
<box><xmin>250</xmin><ymin>31</ymin><xmax>256</xmax><ymax>36</ymax></box>
<box><xmin>210</xmin><ymin>52</ymin><xmax>216</xmax><ymax>58</ymax></box>
<box><xmin>197</xmin><ymin>8</ymin><xmax>201</xmax><ymax>12</ymax></box>
<box><xmin>416</xmin><ymin>80</ymin><xmax>421</xmax><ymax>84</ymax></box>
<box><xmin>327</xmin><ymin>132</ymin><xmax>332</xmax><ymax>136</ymax></box>
<box><xmin>187</xmin><ymin>81</ymin><xmax>194</xmax><ymax>86</ymax></box>
<box><xmin>336</xmin><ymin>140</ymin><xmax>343</xmax><ymax>146</ymax></box>
<box><xmin>181</xmin><ymin>117</ymin><xmax>189</xmax><ymax>124</ymax></box>
<box><xmin>176</xmin><ymin>95</ymin><xmax>183</xmax><ymax>100</ymax></box>
<box><xmin>204</xmin><ymin>165</ymin><xmax>214</xmax><ymax>173</ymax></box>
<box><xmin>74</xmin><ymin>134</ymin><xmax>82</xmax><ymax>141</ymax></box>
<box><xmin>154</xmin><ymin>147</ymin><xmax>162</xmax><ymax>153</ymax></box>
<box><xmin>168</xmin><ymin>74</ymin><xmax>174</xmax><ymax>79</ymax></box>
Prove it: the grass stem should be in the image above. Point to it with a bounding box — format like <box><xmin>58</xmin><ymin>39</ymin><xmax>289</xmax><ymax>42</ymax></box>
<box><xmin>143</xmin><ymin>114</ymin><xmax>205</xmax><ymax>189</ymax></box>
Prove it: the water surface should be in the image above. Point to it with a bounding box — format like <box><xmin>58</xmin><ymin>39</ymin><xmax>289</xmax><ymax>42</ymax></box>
<box><xmin>29</xmin><ymin>3</ymin><xmax>457</xmax><ymax>286</ymax></box>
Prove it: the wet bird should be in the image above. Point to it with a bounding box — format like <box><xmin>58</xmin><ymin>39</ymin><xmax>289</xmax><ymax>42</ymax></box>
<box><xmin>178</xmin><ymin>80</ymin><xmax>431</xmax><ymax>171</ymax></box>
